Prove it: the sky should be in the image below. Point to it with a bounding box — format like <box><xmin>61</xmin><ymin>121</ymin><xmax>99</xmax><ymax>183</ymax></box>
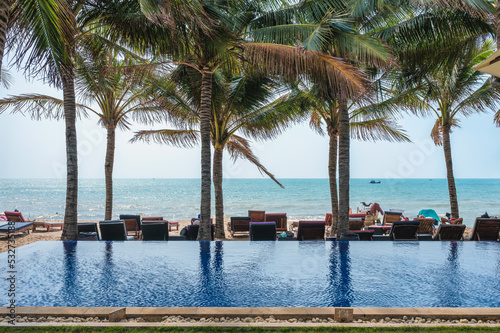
<box><xmin>1</xmin><ymin>68</ymin><xmax>500</xmax><ymax>179</ymax></box>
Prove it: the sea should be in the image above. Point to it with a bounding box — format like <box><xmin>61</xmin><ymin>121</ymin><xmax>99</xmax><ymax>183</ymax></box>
<box><xmin>1</xmin><ymin>178</ymin><xmax>499</xmax><ymax>227</ymax></box>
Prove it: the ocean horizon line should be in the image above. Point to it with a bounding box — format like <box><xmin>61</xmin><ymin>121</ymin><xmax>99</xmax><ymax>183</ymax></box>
<box><xmin>2</xmin><ymin>177</ymin><xmax>500</xmax><ymax>180</ymax></box>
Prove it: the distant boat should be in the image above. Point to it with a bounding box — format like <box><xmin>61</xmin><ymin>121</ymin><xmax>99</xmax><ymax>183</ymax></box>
<box><xmin>370</xmin><ymin>180</ymin><xmax>381</xmax><ymax>184</ymax></box>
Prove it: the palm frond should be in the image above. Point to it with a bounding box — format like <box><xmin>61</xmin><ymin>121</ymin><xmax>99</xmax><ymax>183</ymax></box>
<box><xmin>226</xmin><ymin>135</ymin><xmax>284</xmax><ymax>188</ymax></box>
<box><xmin>130</xmin><ymin>129</ymin><xmax>199</xmax><ymax>148</ymax></box>
<box><xmin>350</xmin><ymin>117</ymin><xmax>411</xmax><ymax>142</ymax></box>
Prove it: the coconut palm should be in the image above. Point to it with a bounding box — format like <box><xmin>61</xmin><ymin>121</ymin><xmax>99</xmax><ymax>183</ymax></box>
<box><xmin>132</xmin><ymin>68</ymin><xmax>309</xmax><ymax>238</ymax></box>
<box><xmin>303</xmin><ymin>79</ymin><xmax>413</xmax><ymax>234</ymax></box>
<box><xmin>88</xmin><ymin>0</ymin><xmax>369</xmax><ymax>240</ymax></box>
<box><xmin>406</xmin><ymin>40</ymin><xmax>500</xmax><ymax>218</ymax></box>
<box><xmin>0</xmin><ymin>49</ymin><xmax>169</xmax><ymax>221</ymax></box>
<box><xmin>0</xmin><ymin>0</ymin><xmax>13</xmax><ymax>73</ymax></box>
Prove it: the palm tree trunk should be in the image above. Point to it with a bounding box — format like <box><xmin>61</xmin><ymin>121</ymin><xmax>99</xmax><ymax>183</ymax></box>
<box><xmin>0</xmin><ymin>0</ymin><xmax>12</xmax><ymax>72</ymax></box>
<box><xmin>61</xmin><ymin>69</ymin><xmax>78</xmax><ymax>241</ymax></box>
<box><xmin>442</xmin><ymin>124</ymin><xmax>459</xmax><ymax>218</ymax></box>
<box><xmin>197</xmin><ymin>67</ymin><xmax>212</xmax><ymax>241</ymax></box>
<box><xmin>337</xmin><ymin>99</ymin><xmax>350</xmax><ymax>237</ymax></box>
<box><xmin>104</xmin><ymin>126</ymin><xmax>116</xmax><ymax>220</ymax></box>
<box><xmin>213</xmin><ymin>146</ymin><xmax>225</xmax><ymax>239</ymax></box>
<box><xmin>327</xmin><ymin>125</ymin><xmax>339</xmax><ymax>236</ymax></box>
<box><xmin>496</xmin><ymin>4</ymin><xmax>500</xmax><ymax>49</ymax></box>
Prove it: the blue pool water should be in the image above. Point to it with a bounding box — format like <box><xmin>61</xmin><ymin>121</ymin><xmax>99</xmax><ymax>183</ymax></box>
<box><xmin>1</xmin><ymin>241</ymin><xmax>499</xmax><ymax>307</ymax></box>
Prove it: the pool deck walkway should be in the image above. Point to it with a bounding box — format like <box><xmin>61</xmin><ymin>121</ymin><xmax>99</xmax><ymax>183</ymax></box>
<box><xmin>1</xmin><ymin>306</ymin><xmax>499</xmax><ymax>322</ymax></box>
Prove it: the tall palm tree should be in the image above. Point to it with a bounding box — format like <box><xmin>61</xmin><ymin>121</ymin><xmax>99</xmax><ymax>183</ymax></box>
<box><xmin>99</xmin><ymin>0</ymin><xmax>369</xmax><ymax>240</ymax></box>
<box><xmin>407</xmin><ymin>40</ymin><xmax>500</xmax><ymax>218</ymax></box>
<box><xmin>0</xmin><ymin>50</ymin><xmax>167</xmax><ymax>221</ymax></box>
<box><xmin>0</xmin><ymin>0</ymin><xmax>13</xmax><ymax>72</ymax></box>
<box><xmin>304</xmin><ymin>80</ymin><xmax>412</xmax><ymax>234</ymax></box>
<box><xmin>132</xmin><ymin>68</ymin><xmax>308</xmax><ymax>238</ymax></box>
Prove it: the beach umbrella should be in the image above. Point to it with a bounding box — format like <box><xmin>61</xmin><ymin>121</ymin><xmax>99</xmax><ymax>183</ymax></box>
<box><xmin>473</xmin><ymin>49</ymin><xmax>500</xmax><ymax>76</ymax></box>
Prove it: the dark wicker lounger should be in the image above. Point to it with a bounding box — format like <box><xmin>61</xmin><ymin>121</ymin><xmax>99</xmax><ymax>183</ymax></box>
<box><xmin>0</xmin><ymin>222</ymin><xmax>34</xmax><ymax>235</ymax></box>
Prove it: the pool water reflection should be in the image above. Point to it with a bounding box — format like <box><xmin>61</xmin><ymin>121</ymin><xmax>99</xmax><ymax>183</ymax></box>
<box><xmin>1</xmin><ymin>241</ymin><xmax>499</xmax><ymax>307</ymax></box>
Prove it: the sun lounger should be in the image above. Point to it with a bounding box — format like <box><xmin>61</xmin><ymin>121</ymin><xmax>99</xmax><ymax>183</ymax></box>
<box><xmin>325</xmin><ymin>213</ymin><xmax>332</xmax><ymax>226</ymax></box>
<box><xmin>348</xmin><ymin>219</ymin><xmax>365</xmax><ymax>231</ymax></box>
<box><xmin>265</xmin><ymin>213</ymin><xmax>287</xmax><ymax>232</ymax></box>
<box><xmin>142</xmin><ymin>222</ymin><xmax>169</xmax><ymax>241</ymax></box>
<box><xmin>0</xmin><ymin>222</ymin><xmax>34</xmax><ymax>236</ymax></box>
<box><xmin>470</xmin><ymin>218</ymin><xmax>500</xmax><ymax>241</ymax></box>
<box><xmin>248</xmin><ymin>210</ymin><xmax>266</xmax><ymax>222</ymax></box>
<box><xmin>389</xmin><ymin>221</ymin><xmax>420</xmax><ymax>240</ymax></box>
<box><xmin>383</xmin><ymin>211</ymin><xmax>403</xmax><ymax>225</ymax></box>
<box><xmin>433</xmin><ymin>224</ymin><xmax>466</xmax><ymax>241</ymax></box>
<box><xmin>296</xmin><ymin>221</ymin><xmax>325</xmax><ymax>241</ymax></box>
<box><xmin>249</xmin><ymin>222</ymin><xmax>277</xmax><ymax>241</ymax></box>
<box><xmin>99</xmin><ymin>220</ymin><xmax>133</xmax><ymax>241</ymax></box>
<box><xmin>416</xmin><ymin>218</ymin><xmax>435</xmax><ymax>235</ymax></box>
<box><xmin>185</xmin><ymin>224</ymin><xmax>214</xmax><ymax>240</ymax></box>
<box><xmin>77</xmin><ymin>222</ymin><xmax>99</xmax><ymax>240</ymax></box>
<box><xmin>349</xmin><ymin>230</ymin><xmax>374</xmax><ymax>240</ymax></box>
<box><xmin>119</xmin><ymin>214</ymin><xmax>141</xmax><ymax>238</ymax></box>
<box><xmin>230</xmin><ymin>217</ymin><xmax>252</xmax><ymax>237</ymax></box>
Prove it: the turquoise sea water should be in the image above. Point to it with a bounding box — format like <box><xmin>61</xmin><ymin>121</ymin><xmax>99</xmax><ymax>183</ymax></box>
<box><xmin>0</xmin><ymin>178</ymin><xmax>499</xmax><ymax>227</ymax></box>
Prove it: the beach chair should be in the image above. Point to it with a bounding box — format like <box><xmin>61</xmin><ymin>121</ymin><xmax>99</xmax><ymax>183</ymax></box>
<box><xmin>99</xmin><ymin>220</ymin><xmax>133</xmax><ymax>241</ymax></box>
<box><xmin>433</xmin><ymin>224</ymin><xmax>466</xmax><ymax>241</ymax></box>
<box><xmin>348</xmin><ymin>219</ymin><xmax>365</xmax><ymax>231</ymax></box>
<box><xmin>119</xmin><ymin>214</ymin><xmax>141</xmax><ymax>238</ymax></box>
<box><xmin>296</xmin><ymin>221</ymin><xmax>325</xmax><ymax>241</ymax></box>
<box><xmin>230</xmin><ymin>217</ymin><xmax>252</xmax><ymax>237</ymax></box>
<box><xmin>0</xmin><ymin>221</ymin><xmax>34</xmax><ymax>236</ymax></box>
<box><xmin>142</xmin><ymin>222</ymin><xmax>169</xmax><ymax>241</ymax></box>
<box><xmin>77</xmin><ymin>222</ymin><xmax>99</xmax><ymax>240</ymax></box>
<box><xmin>416</xmin><ymin>218</ymin><xmax>435</xmax><ymax>235</ymax></box>
<box><xmin>383</xmin><ymin>211</ymin><xmax>403</xmax><ymax>226</ymax></box>
<box><xmin>389</xmin><ymin>221</ymin><xmax>419</xmax><ymax>240</ymax></box>
<box><xmin>186</xmin><ymin>224</ymin><xmax>214</xmax><ymax>240</ymax></box>
<box><xmin>470</xmin><ymin>218</ymin><xmax>500</xmax><ymax>241</ymax></box>
<box><xmin>249</xmin><ymin>222</ymin><xmax>277</xmax><ymax>241</ymax></box>
<box><xmin>248</xmin><ymin>210</ymin><xmax>266</xmax><ymax>222</ymax></box>
<box><xmin>265</xmin><ymin>213</ymin><xmax>287</xmax><ymax>232</ymax></box>
<box><xmin>4</xmin><ymin>210</ymin><xmax>62</xmax><ymax>232</ymax></box>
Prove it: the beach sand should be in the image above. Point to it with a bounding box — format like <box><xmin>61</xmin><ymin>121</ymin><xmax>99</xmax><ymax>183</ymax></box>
<box><xmin>0</xmin><ymin>219</ymin><xmax>473</xmax><ymax>253</ymax></box>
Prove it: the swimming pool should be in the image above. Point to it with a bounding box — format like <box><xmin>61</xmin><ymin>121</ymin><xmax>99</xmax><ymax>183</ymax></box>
<box><xmin>1</xmin><ymin>241</ymin><xmax>499</xmax><ymax>307</ymax></box>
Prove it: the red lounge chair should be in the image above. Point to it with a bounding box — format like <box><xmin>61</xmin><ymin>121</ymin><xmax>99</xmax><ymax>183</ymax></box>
<box><xmin>297</xmin><ymin>221</ymin><xmax>325</xmax><ymax>241</ymax></box>
<box><xmin>265</xmin><ymin>213</ymin><xmax>287</xmax><ymax>232</ymax></box>
<box><xmin>5</xmin><ymin>211</ymin><xmax>62</xmax><ymax>232</ymax></box>
<box><xmin>248</xmin><ymin>210</ymin><xmax>266</xmax><ymax>222</ymax></box>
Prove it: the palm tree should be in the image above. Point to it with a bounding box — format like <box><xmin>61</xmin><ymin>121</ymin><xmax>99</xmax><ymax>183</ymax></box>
<box><xmin>94</xmin><ymin>0</ymin><xmax>368</xmax><ymax>240</ymax></box>
<box><xmin>0</xmin><ymin>0</ymin><xmax>13</xmax><ymax>72</ymax></box>
<box><xmin>304</xmin><ymin>80</ymin><xmax>412</xmax><ymax>234</ymax></box>
<box><xmin>407</xmin><ymin>40</ymin><xmax>500</xmax><ymax>218</ymax></box>
<box><xmin>132</xmin><ymin>68</ymin><xmax>308</xmax><ymax>238</ymax></box>
<box><xmin>0</xmin><ymin>49</ymin><xmax>168</xmax><ymax>221</ymax></box>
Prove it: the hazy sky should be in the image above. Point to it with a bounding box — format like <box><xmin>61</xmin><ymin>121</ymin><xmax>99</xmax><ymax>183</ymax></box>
<box><xmin>2</xmin><ymin>69</ymin><xmax>500</xmax><ymax>179</ymax></box>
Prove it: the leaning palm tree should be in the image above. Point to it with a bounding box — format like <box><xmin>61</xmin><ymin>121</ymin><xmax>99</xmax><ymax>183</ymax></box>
<box><xmin>406</xmin><ymin>40</ymin><xmax>500</xmax><ymax>218</ymax></box>
<box><xmin>304</xmin><ymin>79</ymin><xmax>412</xmax><ymax>234</ymax></box>
<box><xmin>89</xmin><ymin>0</ymin><xmax>369</xmax><ymax>240</ymax></box>
<box><xmin>0</xmin><ymin>50</ymin><xmax>168</xmax><ymax>221</ymax></box>
<box><xmin>132</xmin><ymin>68</ymin><xmax>309</xmax><ymax>238</ymax></box>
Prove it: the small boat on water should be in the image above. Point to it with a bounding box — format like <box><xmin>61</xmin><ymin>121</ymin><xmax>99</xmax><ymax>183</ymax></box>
<box><xmin>370</xmin><ymin>180</ymin><xmax>381</xmax><ymax>184</ymax></box>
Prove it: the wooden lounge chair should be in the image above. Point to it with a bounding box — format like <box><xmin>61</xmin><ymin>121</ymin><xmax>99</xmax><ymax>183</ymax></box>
<box><xmin>119</xmin><ymin>214</ymin><xmax>141</xmax><ymax>238</ymax></box>
<box><xmin>99</xmin><ymin>220</ymin><xmax>133</xmax><ymax>241</ymax></box>
<box><xmin>348</xmin><ymin>219</ymin><xmax>365</xmax><ymax>231</ymax></box>
<box><xmin>389</xmin><ymin>221</ymin><xmax>419</xmax><ymax>240</ymax></box>
<box><xmin>230</xmin><ymin>217</ymin><xmax>252</xmax><ymax>237</ymax></box>
<box><xmin>5</xmin><ymin>210</ymin><xmax>62</xmax><ymax>232</ymax></box>
<box><xmin>249</xmin><ymin>222</ymin><xmax>276</xmax><ymax>241</ymax></box>
<box><xmin>77</xmin><ymin>222</ymin><xmax>99</xmax><ymax>240</ymax></box>
<box><xmin>416</xmin><ymin>218</ymin><xmax>435</xmax><ymax>235</ymax></box>
<box><xmin>433</xmin><ymin>224</ymin><xmax>466</xmax><ymax>241</ymax></box>
<box><xmin>265</xmin><ymin>213</ymin><xmax>287</xmax><ymax>232</ymax></box>
<box><xmin>470</xmin><ymin>218</ymin><xmax>500</xmax><ymax>241</ymax></box>
<box><xmin>296</xmin><ymin>221</ymin><xmax>325</xmax><ymax>241</ymax></box>
<box><xmin>0</xmin><ymin>221</ymin><xmax>34</xmax><ymax>236</ymax></box>
<box><xmin>142</xmin><ymin>222</ymin><xmax>169</xmax><ymax>241</ymax></box>
<box><xmin>248</xmin><ymin>210</ymin><xmax>266</xmax><ymax>222</ymax></box>
<box><xmin>383</xmin><ymin>211</ymin><xmax>403</xmax><ymax>226</ymax></box>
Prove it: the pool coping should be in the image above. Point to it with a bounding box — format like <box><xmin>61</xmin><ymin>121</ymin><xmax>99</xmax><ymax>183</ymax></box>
<box><xmin>1</xmin><ymin>306</ymin><xmax>499</xmax><ymax>321</ymax></box>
